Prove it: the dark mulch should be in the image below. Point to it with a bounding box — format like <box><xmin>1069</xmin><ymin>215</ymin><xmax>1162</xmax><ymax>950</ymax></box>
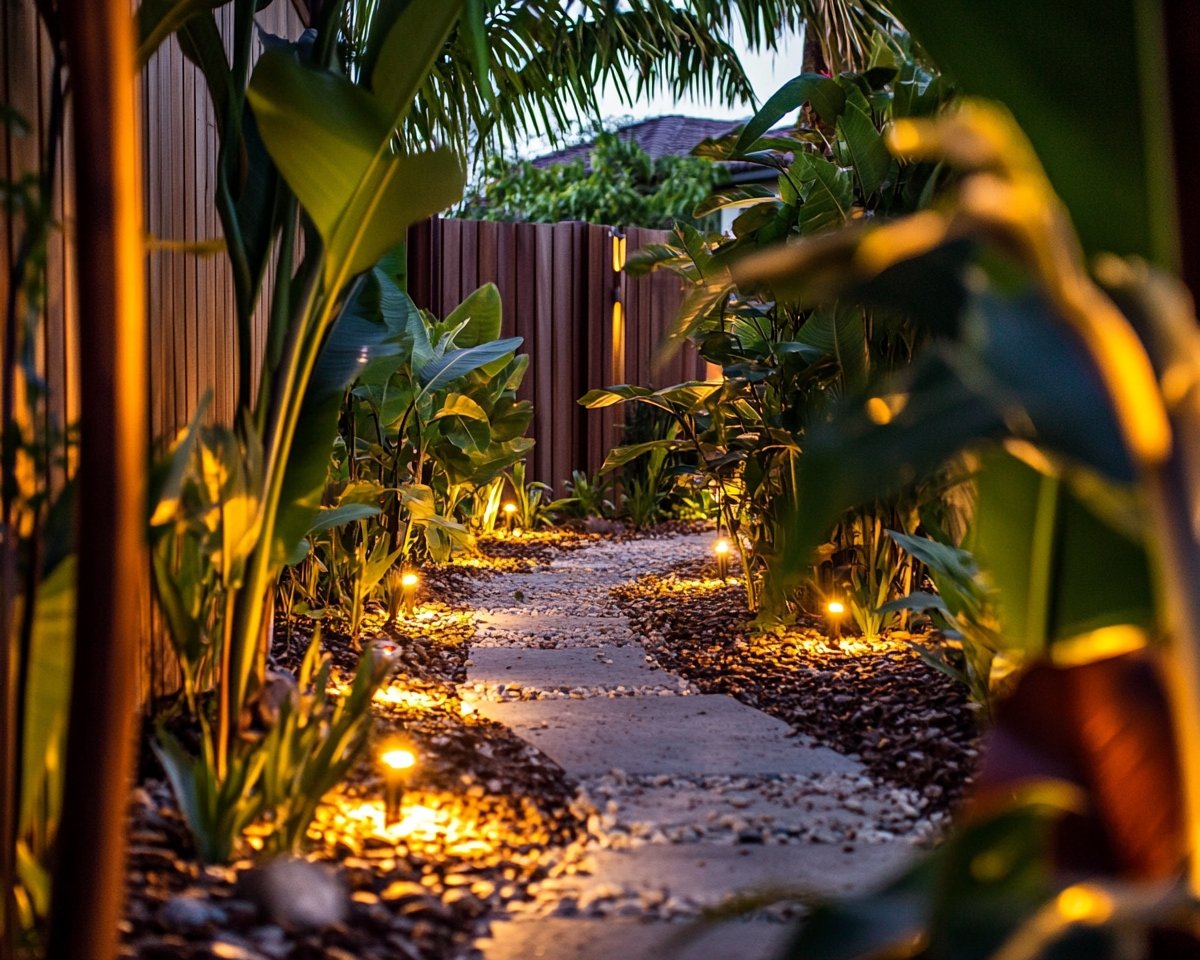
<box><xmin>612</xmin><ymin>558</ymin><xmax>981</xmax><ymax>816</ymax></box>
<box><xmin>123</xmin><ymin>577</ymin><xmax>585</xmax><ymax>960</ymax></box>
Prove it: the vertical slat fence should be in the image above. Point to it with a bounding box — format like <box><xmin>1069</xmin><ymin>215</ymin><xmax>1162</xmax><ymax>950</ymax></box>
<box><xmin>407</xmin><ymin>217</ymin><xmax>702</xmax><ymax>493</ymax></box>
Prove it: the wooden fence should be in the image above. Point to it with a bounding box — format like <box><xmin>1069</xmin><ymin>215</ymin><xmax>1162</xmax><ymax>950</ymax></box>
<box><xmin>408</xmin><ymin>218</ymin><xmax>703</xmax><ymax>492</ymax></box>
<box><xmin>1</xmin><ymin>0</ymin><xmax>698</xmax><ymax>700</ymax></box>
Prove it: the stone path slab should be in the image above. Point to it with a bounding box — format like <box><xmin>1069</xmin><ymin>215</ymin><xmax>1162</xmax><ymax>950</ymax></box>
<box><xmin>473</xmin><ymin>612</ymin><xmax>637</xmax><ymax>648</ymax></box>
<box><xmin>478</xmin><ymin>918</ymin><xmax>790</xmax><ymax>960</ymax></box>
<box><xmin>475</xmin><ymin>695</ymin><xmax>860</xmax><ymax>777</ymax></box>
<box><xmin>556</xmin><ymin>842</ymin><xmax>911</xmax><ymax>904</ymax></box>
<box><xmin>467</xmin><ymin>647</ymin><xmax>677</xmax><ymax>690</ymax></box>
<box><xmin>580</xmin><ymin>772</ymin><xmax>908</xmax><ymax>845</ymax></box>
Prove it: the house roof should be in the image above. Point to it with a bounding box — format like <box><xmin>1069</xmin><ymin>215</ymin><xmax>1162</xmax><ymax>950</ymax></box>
<box><xmin>530</xmin><ymin>115</ymin><xmax>743</xmax><ymax>169</ymax></box>
<box><xmin>530</xmin><ymin>114</ymin><xmax>791</xmax><ymax>183</ymax></box>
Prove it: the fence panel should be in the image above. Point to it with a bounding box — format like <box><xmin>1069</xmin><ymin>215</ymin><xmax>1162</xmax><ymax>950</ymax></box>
<box><xmin>405</xmin><ymin>218</ymin><xmax>693</xmax><ymax>491</ymax></box>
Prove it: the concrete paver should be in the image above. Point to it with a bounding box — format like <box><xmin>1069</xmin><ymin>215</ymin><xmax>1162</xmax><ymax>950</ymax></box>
<box><xmin>475</xmin><ymin>695</ymin><xmax>860</xmax><ymax>777</ymax></box>
<box><xmin>478</xmin><ymin>918</ymin><xmax>791</xmax><ymax>960</ymax></box>
<box><xmin>467</xmin><ymin>647</ymin><xmax>676</xmax><ymax>690</ymax></box>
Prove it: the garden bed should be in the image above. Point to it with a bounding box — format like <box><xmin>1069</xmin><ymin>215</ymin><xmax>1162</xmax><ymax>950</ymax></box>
<box><xmin>611</xmin><ymin>558</ymin><xmax>982</xmax><ymax>819</ymax></box>
<box><xmin>122</xmin><ymin>569</ymin><xmax>588</xmax><ymax>960</ymax></box>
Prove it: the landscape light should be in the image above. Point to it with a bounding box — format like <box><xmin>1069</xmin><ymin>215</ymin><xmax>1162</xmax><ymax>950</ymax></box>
<box><xmin>713</xmin><ymin>537</ymin><xmax>731</xmax><ymax>579</ymax></box>
<box><xmin>380</xmin><ymin>741</ymin><xmax>417</xmax><ymax>825</ymax></box>
<box><xmin>825</xmin><ymin>599</ymin><xmax>846</xmax><ymax>639</ymax></box>
<box><xmin>503</xmin><ymin>501</ymin><xmax>517</xmax><ymax>535</ymax></box>
<box><xmin>401</xmin><ymin>571</ymin><xmax>419</xmax><ymax>616</ymax></box>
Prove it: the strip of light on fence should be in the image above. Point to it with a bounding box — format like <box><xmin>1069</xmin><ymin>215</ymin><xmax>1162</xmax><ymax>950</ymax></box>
<box><xmin>611</xmin><ymin>300</ymin><xmax>625</xmax><ymax>383</ymax></box>
<box><xmin>612</xmin><ymin>233</ymin><xmax>626</xmax><ymax>272</ymax></box>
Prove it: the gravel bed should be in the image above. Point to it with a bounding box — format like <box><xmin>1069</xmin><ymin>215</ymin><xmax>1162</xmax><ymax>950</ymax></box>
<box><xmin>123</xmin><ymin>585</ymin><xmax>587</xmax><ymax>959</ymax></box>
<box><xmin>467</xmin><ymin>533</ymin><xmax>712</xmax><ymax>649</ymax></box>
<box><xmin>611</xmin><ymin>558</ymin><xmax>981</xmax><ymax>817</ymax></box>
<box><xmin>575</xmin><ymin>771</ymin><xmax>935</xmax><ymax>849</ymax></box>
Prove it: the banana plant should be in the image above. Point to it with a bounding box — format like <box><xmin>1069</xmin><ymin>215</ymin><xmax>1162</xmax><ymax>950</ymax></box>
<box><xmin>138</xmin><ymin>0</ymin><xmax>470</xmax><ymax>788</ymax></box>
<box><xmin>342</xmin><ymin>278</ymin><xmax>533</xmax><ymax>562</ymax></box>
<box><xmin>731</xmin><ymin>100</ymin><xmax>1200</xmax><ymax>954</ymax></box>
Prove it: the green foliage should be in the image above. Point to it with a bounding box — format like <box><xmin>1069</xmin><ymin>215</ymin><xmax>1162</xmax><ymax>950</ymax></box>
<box><xmin>889</xmin><ymin>0</ymin><xmax>1173</xmax><ymax>263</ymax></box>
<box><xmin>506</xmin><ymin>461</ymin><xmax>553</xmax><ymax>531</ymax></box>
<box><xmin>548</xmin><ymin>470</ymin><xmax>614</xmax><ymax>520</ymax></box>
<box><xmin>336</xmin><ymin>278</ymin><xmax>532</xmax><ymax>563</ymax></box>
<box><xmin>589</xmin><ymin>53</ymin><xmax>953</xmax><ymax>617</ymax></box>
<box><xmin>137</xmin><ymin>0</ymin><xmax>472</xmax><ymax>865</ymax></box>
<box><xmin>459</xmin><ymin>130</ymin><xmax>724</xmax><ymax>229</ymax></box>
<box><xmin>883</xmin><ymin>529</ymin><xmax>1006</xmax><ymax>713</ymax></box>
<box><xmin>722</xmin><ymin>78</ymin><xmax>1200</xmax><ymax>953</ymax></box>
<box><xmin>154</xmin><ymin>634</ymin><xmax>391</xmax><ymax>863</ymax></box>
<box><xmin>338</xmin><ymin>0</ymin><xmax>877</xmax><ymax>157</ymax></box>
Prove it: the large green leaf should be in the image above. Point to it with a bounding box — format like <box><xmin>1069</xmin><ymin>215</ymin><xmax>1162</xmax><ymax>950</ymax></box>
<box><xmin>692</xmin><ymin>184</ymin><xmax>779</xmax><ymax>219</ymax></box>
<box><xmin>793</xmin><ymin>152</ymin><xmax>854</xmax><ymax>235</ymax></box>
<box><xmin>273</xmin><ymin>306</ymin><xmax>402</xmax><ymax>564</ymax></box>
<box><xmin>307</xmin><ymin>502</ymin><xmax>382</xmax><ymax>534</ymax></box>
<box><xmin>431</xmin><ymin>393</ymin><xmax>489</xmax><ymax>422</ymax></box>
<box><xmin>578</xmin><ymin>385</ymin><xmax>656</xmax><ymax>409</ymax></box>
<box><xmin>369</xmin><ymin>0</ymin><xmax>464</xmax><ymax>123</ymax></box>
<box><xmin>136</xmin><ymin>0</ymin><xmax>226</xmax><ymax>67</ymax></box>
<box><xmin>732</xmin><ymin>73</ymin><xmax>846</xmax><ymax>155</ymax></box>
<box><xmin>835</xmin><ymin>85</ymin><xmax>891</xmax><ymax>196</ymax></box>
<box><xmin>442</xmin><ymin>283</ymin><xmax>502</xmax><ymax>348</ymax></box>
<box><xmin>973</xmin><ymin>451</ymin><xmax>1154</xmax><ymax>655</ymax></box>
<box><xmin>416</xmin><ymin>337</ymin><xmax>523</xmax><ymax>394</ymax></box>
<box><xmin>247</xmin><ymin>51</ymin><xmax>465</xmax><ymax>286</ymax></box>
<box><xmin>889</xmin><ymin>0</ymin><xmax>1174</xmax><ymax>265</ymax></box>
<box><xmin>18</xmin><ymin>557</ymin><xmax>76</xmax><ymax>834</ymax></box>
<box><xmin>796</xmin><ymin>305</ymin><xmax>867</xmax><ymax>383</ymax></box>
<box><xmin>600</xmin><ymin>439</ymin><xmax>686</xmax><ymax>475</ymax></box>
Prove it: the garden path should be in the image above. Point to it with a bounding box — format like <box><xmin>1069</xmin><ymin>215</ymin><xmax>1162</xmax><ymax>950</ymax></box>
<box><xmin>462</xmin><ymin>533</ymin><xmax>925</xmax><ymax>960</ymax></box>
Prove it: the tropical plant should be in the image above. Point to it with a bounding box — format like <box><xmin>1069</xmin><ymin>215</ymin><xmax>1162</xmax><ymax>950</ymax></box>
<box><xmin>133</xmin><ymin>0</ymin><xmax>470</xmax><ymax>862</ymax></box>
<box><xmin>338</xmin><ymin>279</ymin><xmax>533</xmax><ymax>562</ymax></box>
<box><xmin>586</xmin><ymin>51</ymin><xmax>952</xmax><ymax>617</ymax></box>
<box><xmin>462</xmin><ymin>474</ymin><xmax>507</xmax><ymax>534</ymax></box>
<box><xmin>730</xmin><ymin>98</ymin><xmax>1199</xmax><ymax>957</ymax></box>
<box><xmin>154</xmin><ymin>633</ymin><xmax>392</xmax><ymax>863</ymax></box>
<box><xmin>882</xmin><ymin>530</ymin><xmax>1007</xmax><ymax>714</ymax></box>
<box><xmin>549</xmin><ymin>469</ymin><xmax>614</xmax><ymax>520</ymax></box>
<box><xmin>506</xmin><ymin>460</ymin><xmax>553</xmax><ymax>531</ymax></box>
<box><xmin>0</xmin><ymin>55</ymin><xmax>75</xmax><ymax>948</ymax></box>
<box><xmin>337</xmin><ymin>0</ymin><xmax>902</xmax><ymax>157</ymax></box>
<box><xmin>459</xmin><ymin>129</ymin><xmax>725</xmax><ymax>229</ymax></box>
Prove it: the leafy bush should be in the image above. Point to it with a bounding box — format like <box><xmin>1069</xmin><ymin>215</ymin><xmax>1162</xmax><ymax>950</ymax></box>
<box><xmin>154</xmin><ymin>634</ymin><xmax>391</xmax><ymax>863</ymax></box>
<box><xmin>586</xmin><ymin>48</ymin><xmax>958</xmax><ymax>620</ymax></box>
<box><xmin>549</xmin><ymin>470</ymin><xmax>614</xmax><ymax>520</ymax></box>
<box><xmin>458</xmin><ymin>130</ymin><xmax>725</xmax><ymax>229</ymax></box>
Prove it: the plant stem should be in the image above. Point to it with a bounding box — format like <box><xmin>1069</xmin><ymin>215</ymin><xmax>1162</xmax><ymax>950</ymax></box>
<box><xmin>48</xmin><ymin>1</ymin><xmax>146</xmax><ymax>955</ymax></box>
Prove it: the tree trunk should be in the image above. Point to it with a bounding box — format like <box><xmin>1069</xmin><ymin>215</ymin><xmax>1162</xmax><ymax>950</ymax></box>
<box><xmin>46</xmin><ymin>0</ymin><xmax>146</xmax><ymax>957</ymax></box>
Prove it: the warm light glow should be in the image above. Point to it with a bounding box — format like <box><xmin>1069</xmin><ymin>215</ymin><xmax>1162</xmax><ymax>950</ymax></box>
<box><xmin>401</xmin><ymin>572</ymin><xmax>419</xmax><ymax>588</ymax></box>
<box><xmin>380</xmin><ymin>747</ymin><xmax>416</xmax><ymax>771</ymax></box>
<box><xmin>373</xmin><ymin>687</ymin><xmax>439</xmax><ymax>710</ymax></box>
<box><xmin>503</xmin><ymin>502</ymin><xmax>517</xmax><ymax>515</ymax></box>
<box><xmin>611</xmin><ymin>301</ymin><xmax>625</xmax><ymax>382</ymax></box>
<box><xmin>826</xmin><ymin>600</ymin><xmax>846</xmax><ymax>616</ymax></box>
<box><xmin>713</xmin><ymin>537</ymin><xmax>731</xmax><ymax>556</ymax></box>
<box><xmin>459</xmin><ymin>700</ymin><xmax>477</xmax><ymax>717</ymax></box>
<box><xmin>1055</xmin><ymin>884</ymin><xmax>1114</xmax><ymax>925</ymax></box>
